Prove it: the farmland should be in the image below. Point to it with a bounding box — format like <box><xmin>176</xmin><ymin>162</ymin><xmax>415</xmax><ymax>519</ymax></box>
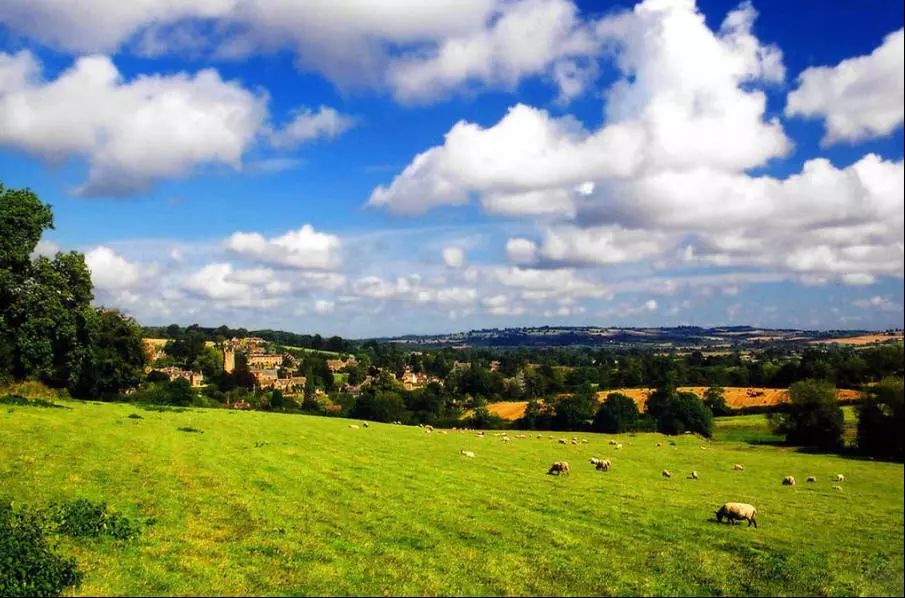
<box><xmin>2</xmin><ymin>397</ymin><xmax>902</xmax><ymax>596</ymax></box>
<box><xmin>487</xmin><ymin>387</ymin><xmax>862</xmax><ymax>421</ymax></box>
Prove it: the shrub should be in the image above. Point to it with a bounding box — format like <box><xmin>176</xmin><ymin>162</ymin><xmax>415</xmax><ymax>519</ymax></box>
<box><xmin>46</xmin><ymin>499</ymin><xmax>139</xmax><ymax>541</ymax></box>
<box><xmin>703</xmin><ymin>384</ymin><xmax>731</xmax><ymax>416</ymax></box>
<box><xmin>646</xmin><ymin>387</ymin><xmax>714</xmax><ymax>437</ymax></box>
<box><xmin>857</xmin><ymin>377</ymin><xmax>904</xmax><ymax>460</ymax></box>
<box><xmin>769</xmin><ymin>379</ymin><xmax>843</xmax><ymax>450</ymax></box>
<box><xmin>0</xmin><ymin>501</ymin><xmax>82</xmax><ymax>597</ymax></box>
<box><xmin>593</xmin><ymin>392</ymin><xmax>640</xmax><ymax>433</ymax></box>
<box><xmin>0</xmin><ymin>394</ymin><xmax>66</xmax><ymax>409</ymax></box>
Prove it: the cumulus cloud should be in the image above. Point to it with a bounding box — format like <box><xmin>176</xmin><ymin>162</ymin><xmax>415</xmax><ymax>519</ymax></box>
<box><xmin>0</xmin><ymin>52</ymin><xmax>267</xmax><ymax>196</ymax></box>
<box><xmin>786</xmin><ymin>29</ymin><xmax>904</xmax><ymax>145</ymax></box>
<box><xmin>183</xmin><ymin>263</ymin><xmax>290</xmax><ymax>308</ymax></box>
<box><xmin>268</xmin><ymin>105</ymin><xmax>355</xmax><ymax>149</ymax></box>
<box><xmin>225</xmin><ymin>224</ymin><xmax>342</xmax><ymax>270</ymax></box>
<box><xmin>852</xmin><ymin>295</ymin><xmax>901</xmax><ymax>313</ymax></box>
<box><xmin>85</xmin><ymin>246</ymin><xmax>157</xmax><ymax>290</ymax></box>
<box><xmin>442</xmin><ymin>246</ymin><xmax>466</xmax><ymax>268</ymax></box>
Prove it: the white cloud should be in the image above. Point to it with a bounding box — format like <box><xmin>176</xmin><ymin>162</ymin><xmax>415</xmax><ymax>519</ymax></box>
<box><xmin>225</xmin><ymin>224</ymin><xmax>342</xmax><ymax>270</ymax></box>
<box><xmin>786</xmin><ymin>29</ymin><xmax>904</xmax><ymax>145</ymax></box>
<box><xmin>386</xmin><ymin>0</ymin><xmax>599</xmax><ymax>103</ymax></box>
<box><xmin>183</xmin><ymin>262</ymin><xmax>290</xmax><ymax>308</ymax></box>
<box><xmin>269</xmin><ymin>105</ymin><xmax>354</xmax><ymax>149</ymax></box>
<box><xmin>531</xmin><ymin>225</ymin><xmax>672</xmax><ymax>266</ymax></box>
<box><xmin>442</xmin><ymin>246</ymin><xmax>466</xmax><ymax>268</ymax></box>
<box><xmin>85</xmin><ymin>246</ymin><xmax>157</xmax><ymax>290</ymax></box>
<box><xmin>506</xmin><ymin>238</ymin><xmax>539</xmax><ymax>265</ymax></box>
<box><xmin>644</xmin><ymin>299</ymin><xmax>657</xmax><ymax>311</ymax></box>
<box><xmin>30</xmin><ymin>239</ymin><xmax>60</xmax><ymax>259</ymax></box>
<box><xmin>313</xmin><ymin>299</ymin><xmax>335</xmax><ymax>315</ymax></box>
<box><xmin>0</xmin><ymin>52</ymin><xmax>267</xmax><ymax>196</ymax></box>
<box><xmin>852</xmin><ymin>296</ymin><xmax>901</xmax><ymax>313</ymax></box>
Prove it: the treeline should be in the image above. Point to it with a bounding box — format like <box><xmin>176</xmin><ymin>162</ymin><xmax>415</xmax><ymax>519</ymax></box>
<box><xmin>141</xmin><ymin>324</ymin><xmax>354</xmax><ymax>354</ymax></box>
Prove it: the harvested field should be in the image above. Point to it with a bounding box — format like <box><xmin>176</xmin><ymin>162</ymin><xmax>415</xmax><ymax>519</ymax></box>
<box><xmin>487</xmin><ymin>387</ymin><xmax>861</xmax><ymax>421</ymax></box>
<box><xmin>810</xmin><ymin>332</ymin><xmax>903</xmax><ymax>346</ymax></box>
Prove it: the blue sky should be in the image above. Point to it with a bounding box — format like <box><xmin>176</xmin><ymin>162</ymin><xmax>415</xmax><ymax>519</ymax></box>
<box><xmin>1</xmin><ymin>0</ymin><xmax>902</xmax><ymax>337</ymax></box>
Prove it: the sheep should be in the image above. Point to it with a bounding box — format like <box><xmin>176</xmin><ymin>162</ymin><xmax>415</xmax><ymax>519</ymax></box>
<box><xmin>734</xmin><ymin>464</ymin><xmax>744</xmax><ymax>471</ymax></box>
<box><xmin>349</xmin><ymin>424</ymin><xmax>359</xmax><ymax>429</ymax></box>
<box><xmin>833</xmin><ymin>485</ymin><xmax>843</xmax><ymax>491</ymax></box>
<box><xmin>570</xmin><ymin>440</ymin><xmax>578</xmax><ymax>445</ymax></box>
<box><xmin>715</xmin><ymin>502</ymin><xmax>758</xmax><ymax>528</ymax></box>
<box><xmin>807</xmin><ymin>476</ymin><xmax>817</xmax><ymax>483</ymax></box>
<box><xmin>662</xmin><ymin>469</ymin><xmax>672</xmax><ymax>479</ymax></box>
<box><xmin>547</xmin><ymin>461</ymin><xmax>571</xmax><ymax>476</ymax></box>
<box><xmin>580</xmin><ymin>439</ymin><xmax>589</xmax><ymax>444</ymax></box>
<box><xmin>460</xmin><ymin>450</ymin><xmax>475</xmax><ymax>458</ymax></box>
<box><xmin>834</xmin><ymin>474</ymin><xmax>845</xmax><ymax>482</ymax></box>
<box><xmin>596</xmin><ymin>459</ymin><xmax>611</xmax><ymax>472</ymax></box>
<box><xmin>536</xmin><ymin>434</ymin><xmax>543</xmax><ymax>439</ymax></box>
<box><xmin>426</xmin><ymin>425</ymin><xmax>434</xmax><ymax>432</ymax></box>
<box><xmin>558</xmin><ymin>439</ymin><xmax>568</xmax><ymax>445</ymax></box>
<box><xmin>609</xmin><ymin>439</ymin><xmax>618</xmax><ymax>446</ymax></box>
<box><xmin>689</xmin><ymin>471</ymin><xmax>699</xmax><ymax>480</ymax></box>
<box><xmin>615</xmin><ymin>443</ymin><xmax>624</xmax><ymax>450</ymax></box>
<box><xmin>589</xmin><ymin>457</ymin><xmax>601</xmax><ymax>466</ymax></box>
<box><xmin>362</xmin><ymin>422</ymin><xmax>369</xmax><ymax>428</ymax></box>
<box><xmin>502</xmin><ymin>436</ymin><xmax>511</xmax><ymax>443</ymax></box>
<box><xmin>782</xmin><ymin>476</ymin><xmax>796</xmax><ymax>486</ymax></box>
<box><xmin>656</xmin><ymin>442</ymin><xmax>662</xmax><ymax>448</ymax></box>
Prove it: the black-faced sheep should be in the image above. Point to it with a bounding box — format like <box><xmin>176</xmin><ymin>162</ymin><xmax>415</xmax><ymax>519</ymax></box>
<box><xmin>782</xmin><ymin>476</ymin><xmax>796</xmax><ymax>486</ymax></box>
<box><xmin>689</xmin><ymin>471</ymin><xmax>699</xmax><ymax>480</ymax></box>
<box><xmin>596</xmin><ymin>459</ymin><xmax>611</xmax><ymax>472</ymax></box>
<box><xmin>716</xmin><ymin>502</ymin><xmax>757</xmax><ymax>528</ymax></box>
<box><xmin>547</xmin><ymin>461</ymin><xmax>571</xmax><ymax>476</ymax></box>
<box><xmin>806</xmin><ymin>476</ymin><xmax>817</xmax><ymax>483</ymax></box>
<box><xmin>662</xmin><ymin>469</ymin><xmax>672</xmax><ymax>478</ymax></box>
<box><xmin>835</xmin><ymin>474</ymin><xmax>845</xmax><ymax>482</ymax></box>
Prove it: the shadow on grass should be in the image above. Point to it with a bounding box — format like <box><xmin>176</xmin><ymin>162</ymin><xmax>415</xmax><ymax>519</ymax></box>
<box><xmin>1</xmin><ymin>395</ymin><xmax>70</xmax><ymax>409</ymax></box>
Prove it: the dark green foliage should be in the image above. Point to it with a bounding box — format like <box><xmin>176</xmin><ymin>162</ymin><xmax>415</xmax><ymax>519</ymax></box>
<box><xmin>769</xmin><ymin>379</ymin><xmax>843</xmax><ymax>450</ymax></box>
<box><xmin>138</xmin><ymin>405</ymin><xmax>188</xmax><ymax>413</ymax></box>
<box><xmin>131</xmin><ymin>378</ymin><xmax>195</xmax><ymax>407</ymax></box>
<box><xmin>703</xmin><ymin>384</ymin><xmax>731</xmax><ymax>416</ymax></box>
<box><xmin>0</xmin><ymin>501</ymin><xmax>82</xmax><ymax>597</ymax></box>
<box><xmin>0</xmin><ymin>395</ymin><xmax>67</xmax><ymax>409</ymax></box>
<box><xmin>551</xmin><ymin>383</ymin><xmax>597</xmax><ymax>431</ymax></box>
<box><xmin>857</xmin><ymin>377</ymin><xmax>904</xmax><ymax>460</ymax></box>
<box><xmin>46</xmin><ymin>499</ymin><xmax>139</xmax><ymax>541</ymax></box>
<box><xmin>0</xmin><ymin>183</ymin><xmax>145</xmax><ymax>398</ymax></box>
<box><xmin>593</xmin><ymin>392</ymin><xmax>640</xmax><ymax>433</ymax></box>
<box><xmin>646</xmin><ymin>387</ymin><xmax>713</xmax><ymax>437</ymax></box>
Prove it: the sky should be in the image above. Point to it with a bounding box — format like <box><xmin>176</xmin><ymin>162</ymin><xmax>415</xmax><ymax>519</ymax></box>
<box><xmin>0</xmin><ymin>0</ymin><xmax>902</xmax><ymax>338</ymax></box>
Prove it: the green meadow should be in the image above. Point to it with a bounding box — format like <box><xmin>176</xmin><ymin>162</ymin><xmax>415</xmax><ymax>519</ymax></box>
<box><xmin>1</xmin><ymin>398</ymin><xmax>902</xmax><ymax>596</ymax></box>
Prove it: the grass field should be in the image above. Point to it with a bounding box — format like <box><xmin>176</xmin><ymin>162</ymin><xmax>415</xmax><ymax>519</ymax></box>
<box><xmin>1</xmin><ymin>398</ymin><xmax>902</xmax><ymax>596</ymax></box>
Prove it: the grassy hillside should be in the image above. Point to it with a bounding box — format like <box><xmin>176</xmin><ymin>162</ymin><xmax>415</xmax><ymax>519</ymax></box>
<box><xmin>1</xmin><ymin>399</ymin><xmax>902</xmax><ymax>596</ymax></box>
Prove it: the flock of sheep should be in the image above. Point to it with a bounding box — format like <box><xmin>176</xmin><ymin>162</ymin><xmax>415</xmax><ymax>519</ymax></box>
<box><xmin>348</xmin><ymin>421</ymin><xmax>848</xmax><ymax>528</ymax></box>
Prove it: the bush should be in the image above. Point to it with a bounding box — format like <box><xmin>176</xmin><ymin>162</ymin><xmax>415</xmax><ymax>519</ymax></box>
<box><xmin>593</xmin><ymin>392</ymin><xmax>640</xmax><ymax>433</ymax></box>
<box><xmin>46</xmin><ymin>499</ymin><xmax>139</xmax><ymax>541</ymax></box>
<box><xmin>857</xmin><ymin>377</ymin><xmax>904</xmax><ymax>460</ymax></box>
<box><xmin>0</xmin><ymin>501</ymin><xmax>82</xmax><ymax>597</ymax></box>
<box><xmin>645</xmin><ymin>387</ymin><xmax>713</xmax><ymax>437</ymax></box>
<box><xmin>703</xmin><ymin>384</ymin><xmax>731</xmax><ymax>416</ymax></box>
<box><xmin>769</xmin><ymin>379</ymin><xmax>843</xmax><ymax>450</ymax></box>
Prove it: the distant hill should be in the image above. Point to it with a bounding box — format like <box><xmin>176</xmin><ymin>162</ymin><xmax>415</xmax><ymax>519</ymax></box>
<box><xmin>369</xmin><ymin>325</ymin><xmax>903</xmax><ymax>349</ymax></box>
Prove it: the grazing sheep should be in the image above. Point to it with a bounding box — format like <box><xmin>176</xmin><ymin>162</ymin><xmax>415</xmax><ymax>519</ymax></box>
<box><xmin>558</xmin><ymin>439</ymin><xmax>568</xmax><ymax>445</ymax></box>
<box><xmin>502</xmin><ymin>436</ymin><xmax>511</xmax><ymax>443</ymax></box>
<box><xmin>362</xmin><ymin>422</ymin><xmax>369</xmax><ymax>428</ymax></box>
<box><xmin>349</xmin><ymin>424</ymin><xmax>359</xmax><ymax>429</ymax></box>
<box><xmin>835</xmin><ymin>474</ymin><xmax>845</xmax><ymax>482</ymax></box>
<box><xmin>734</xmin><ymin>464</ymin><xmax>744</xmax><ymax>471</ymax></box>
<box><xmin>581</xmin><ymin>439</ymin><xmax>589</xmax><ymax>444</ymax></box>
<box><xmin>615</xmin><ymin>443</ymin><xmax>623</xmax><ymax>450</ymax></box>
<box><xmin>536</xmin><ymin>434</ymin><xmax>543</xmax><ymax>439</ymax></box>
<box><xmin>426</xmin><ymin>425</ymin><xmax>434</xmax><ymax>431</ymax></box>
<box><xmin>460</xmin><ymin>450</ymin><xmax>475</xmax><ymax>458</ymax></box>
<box><xmin>782</xmin><ymin>476</ymin><xmax>796</xmax><ymax>486</ymax></box>
<box><xmin>656</xmin><ymin>442</ymin><xmax>662</xmax><ymax>448</ymax></box>
<box><xmin>807</xmin><ymin>476</ymin><xmax>817</xmax><ymax>483</ymax></box>
<box><xmin>609</xmin><ymin>439</ymin><xmax>618</xmax><ymax>446</ymax></box>
<box><xmin>833</xmin><ymin>485</ymin><xmax>843</xmax><ymax>491</ymax></box>
<box><xmin>596</xmin><ymin>459</ymin><xmax>611</xmax><ymax>472</ymax></box>
<box><xmin>547</xmin><ymin>461</ymin><xmax>571</xmax><ymax>476</ymax></box>
<box><xmin>715</xmin><ymin>502</ymin><xmax>758</xmax><ymax>528</ymax></box>
<box><xmin>689</xmin><ymin>471</ymin><xmax>699</xmax><ymax>480</ymax></box>
<box><xmin>662</xmin><ymin>470</ymin><xmax>672</xmax><ymax>479</ymax></box>
<box><xmin>570</xmin><ymin>440</ymin><xmax>578</xmax><ymax>445</ymax></box>
<box><xmin>590</xmin><ymin>457</ymin><xmax>601</xmax><ymax>466</ymax></box>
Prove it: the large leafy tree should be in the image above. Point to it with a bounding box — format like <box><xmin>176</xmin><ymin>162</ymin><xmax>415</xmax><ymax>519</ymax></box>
<box><xmin>593</xmin><ymin>392</ymin><xmax>640</xmax><ymax>433</ymax></box>
<box><xmin>770</xmin><ymin>379</ymin><xmax>843</xmax><ymax>449</ymax></box>
<box><xmin>0</xmin><ymin>183</ymin><xmax>145</xmax><ymax>398</ymax></box>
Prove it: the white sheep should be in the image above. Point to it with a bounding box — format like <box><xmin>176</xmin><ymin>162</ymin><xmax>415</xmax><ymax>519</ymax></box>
<box><xmin>460</xmin><ymin>450</ymin><xmax>475</xmax><ymax>458</ymax></box>
<box><xmin>833</xmin><ymin>485</ymin><xmax>843</xmax><ymax>491</ymax></box>
<box><xmin>689</xmin><ymin>471</ymin><xmax>699</xmax><ymax>480</ymax></box>
<box><xmin>782</xmin><ymin>476</ymin><xmax>796</xmax><ymax>486</ymax></box>
<box><xmin>734</xmin><ymin>464</ymin><xmax>744</xmax><ymax>471</ymax></box>
<box><xmin>662</xmin><ymin>470</ymin><xmax>672</xmax><ymax>479</ymax></box>
<box><xmin>806</xmin><ymin>476</ymin><xmax>817</xmax><ymax>483</ymax></box>
<box><xmin>349</xmin><ymin>424</ymin><xmax>359</xmax><ymax>429</ymax></box>
<box><xmin>835</xmin><ymin>474</ymin><xmax>845</xmax><ymax>482</ymax></box>
<box><xmin>716</xmin><ymin>502</ymin><xmax>757</xmax><ymax>528</ymax></box>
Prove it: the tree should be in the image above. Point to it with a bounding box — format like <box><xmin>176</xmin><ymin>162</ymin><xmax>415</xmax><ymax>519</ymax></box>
<box><xmin>552</xmin><ymin>383</ymin><xmax>597</xmax><ymax>431</ymax></box>
<box><xmin>593</xmin><ymin>392</ymin><xmax>640</xmax><ymax>433</ymax></box>
<box><xmin>301</xmin><ymin>374</ymin><xmax>319</xmax><ymax>412</ymax></box>
<box><xmin>645</xmin><ymin>386</ymin><xmax>713</xmax><ymax>437</ymax></box>
<box><xmin>769</xmin><ymin>379</ymin><xmax>843</xmax><ymax>450</ymax></box>
<box><xmin>703</xmin><ymin>384</ymin><xmax>731</xmax><ymax>416</ymax></box>
<box><xmin>857</xmin><ymin>377</ymin><xmax>904</xmax><ymax>460</ymax></box>
<box><xmin>70</xmin><ymin>309</ymin><xmax>146</xmax><ymax>399</ymax></box>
